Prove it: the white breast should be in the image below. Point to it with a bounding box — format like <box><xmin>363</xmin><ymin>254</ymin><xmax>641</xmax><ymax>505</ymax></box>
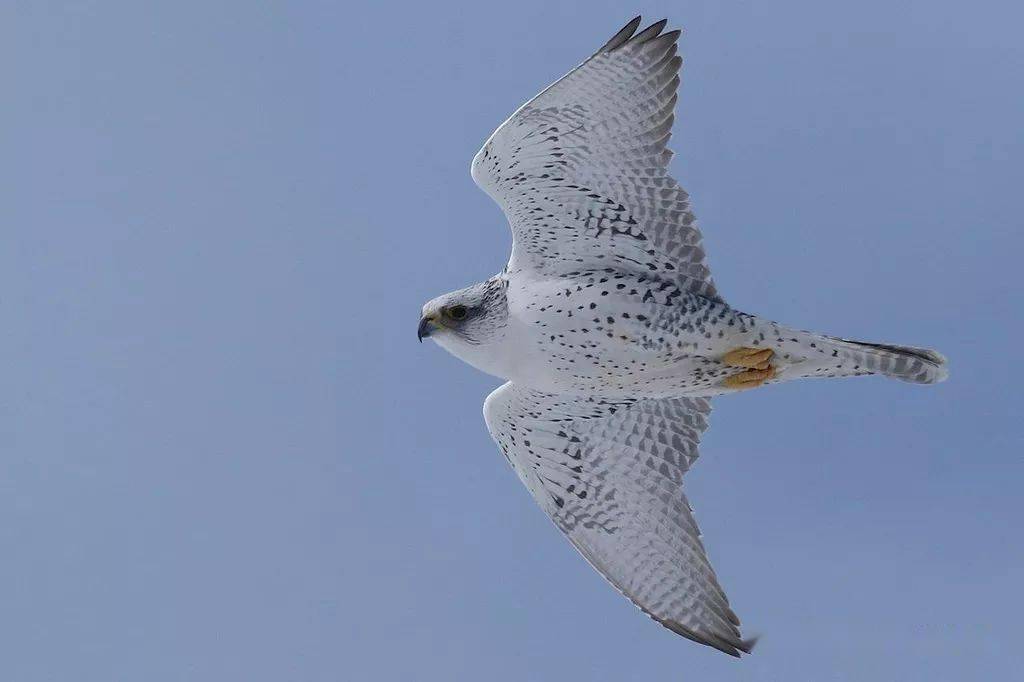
<box><xmin>502</xmin><ymin>272</ymin><xmax>709</xmax><ymax>396</ymax></box>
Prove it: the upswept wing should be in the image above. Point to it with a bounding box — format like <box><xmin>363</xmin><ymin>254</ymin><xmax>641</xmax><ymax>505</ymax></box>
<box><xmin>483</xmin><ymin>383</ymin><xmax>754</xmax><ymax>656</ymax></box>
<box><xmin>472</xmin><ymin>17</ymin><xmax>719</xmax><ymax>301</ymax></box>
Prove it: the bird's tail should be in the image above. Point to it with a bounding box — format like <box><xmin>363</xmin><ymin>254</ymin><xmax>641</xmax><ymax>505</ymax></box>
<box><xmin>826</xmin><ymin>337</ymin><xmax>948</xmax><ymax>384</ymax></box>
<box><xmin>778</xmin><ymin>333</ymin><xmax>949</xmax><ymax>385</ymax></box>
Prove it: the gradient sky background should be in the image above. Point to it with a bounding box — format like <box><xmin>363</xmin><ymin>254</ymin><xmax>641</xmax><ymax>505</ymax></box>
<box><xmin>3</xmin><ymin>1</ymin><xmax>1022</xmax><ymax>680</ymax></box>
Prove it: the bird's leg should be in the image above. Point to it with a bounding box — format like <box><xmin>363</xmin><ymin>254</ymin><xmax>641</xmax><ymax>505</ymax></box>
<box><xmin>721</xmin><ymin>347</ymin><xmax>774</xmax><ymax>370</ymax></box>
<box><xmin>722</xmin><ymin>366</ymin><xmax>776</xmax><ymax>389</ymax></box>
<box><xmin>721</xmin><ymin>347</ymin><xmax>776</xmax><ymax>389</ymax></box>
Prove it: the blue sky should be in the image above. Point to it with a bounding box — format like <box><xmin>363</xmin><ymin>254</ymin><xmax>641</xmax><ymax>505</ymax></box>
<box><xmin>3</xmin><ymin>1</ymin><xmax>1021</xmax><ymax>679</ymax></box>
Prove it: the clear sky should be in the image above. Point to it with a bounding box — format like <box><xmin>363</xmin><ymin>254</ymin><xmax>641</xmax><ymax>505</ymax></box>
<box><xmin>3</xmin><ymin>1</ymin><xmax>1021</xmax><ymax>680</ymax></box>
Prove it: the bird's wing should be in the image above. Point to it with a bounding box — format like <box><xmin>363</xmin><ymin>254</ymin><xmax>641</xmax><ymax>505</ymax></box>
<box><xmin>483</xmin><ymin>383</ymin><xmax>754</xmax><ymax>656</ymax></box>
<box><xmin>471</xmin><ymin>17</ymin><xmax>719</xmax><ymax>301</ymax></box>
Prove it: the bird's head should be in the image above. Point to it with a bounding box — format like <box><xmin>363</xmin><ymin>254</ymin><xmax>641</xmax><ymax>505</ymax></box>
<box><xmin>418</xmin><ymin>278</ymin><xmax>509</xmax><ymax>356</ymax></box>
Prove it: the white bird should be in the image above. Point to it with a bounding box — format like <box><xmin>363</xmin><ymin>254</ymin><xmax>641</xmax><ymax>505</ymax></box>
<box><xmin>418</xmin><ymin>16</ymin><xmax>947</xmax><ymax>656</ymax></box>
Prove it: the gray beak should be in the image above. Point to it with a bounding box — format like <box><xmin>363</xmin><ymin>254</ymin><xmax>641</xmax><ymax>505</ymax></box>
<box><xmin>417</xmin><ymin>316</ymin><xmax>437</xmax><ymax>342</ymax></box>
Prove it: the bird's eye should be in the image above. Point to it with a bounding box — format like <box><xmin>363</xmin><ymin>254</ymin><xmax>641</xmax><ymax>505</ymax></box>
<box><xmin>447</xmin><ymin>305</ymin><xmax>468</xmax><ymax>320</ymax></box>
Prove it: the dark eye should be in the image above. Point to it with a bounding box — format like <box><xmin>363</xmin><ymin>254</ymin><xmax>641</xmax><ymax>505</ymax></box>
<box><xmin>447</xmin><ymin>305</ymin><xmax>468</xmax><ymax>320</ymax></box>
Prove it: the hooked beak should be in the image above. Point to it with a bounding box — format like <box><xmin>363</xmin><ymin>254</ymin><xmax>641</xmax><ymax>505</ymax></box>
<box><xmin>417</xmin><ymin>316</ymin><xmax>438</xmax><ymax>342</ymax></box>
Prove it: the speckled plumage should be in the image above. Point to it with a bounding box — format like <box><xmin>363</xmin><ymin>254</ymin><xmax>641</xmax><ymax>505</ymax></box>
<box><xmin>419</xmin><ymin>17</ymin><xmax>947</xmax><ymax>657</ymax></box>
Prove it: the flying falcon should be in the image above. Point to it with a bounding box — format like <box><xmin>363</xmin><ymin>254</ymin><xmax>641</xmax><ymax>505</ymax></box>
<box><xmin>418</xmin><ymin>16</ymin><xmax>947</xmax><ymax>656</ymax></box>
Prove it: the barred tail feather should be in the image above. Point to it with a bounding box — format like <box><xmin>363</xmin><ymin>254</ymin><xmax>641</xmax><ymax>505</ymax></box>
<box><xmin>826</xmin><ymin>337</ymin><xmax>949</xmax><ymax>384</ymax></box>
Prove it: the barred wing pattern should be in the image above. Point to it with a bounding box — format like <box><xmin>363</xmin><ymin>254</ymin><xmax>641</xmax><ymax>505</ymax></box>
<box><xmin>471</xmin><ymin>17</ymin><xmax>719</xmax><ymax>300</ymax></box>
<box><xmin>484</xmin><ymin>383</ymin><xmax>754</xmax><ymax>656</ymax></box>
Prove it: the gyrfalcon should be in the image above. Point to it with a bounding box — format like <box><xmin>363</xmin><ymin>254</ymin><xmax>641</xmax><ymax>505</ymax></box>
<box><xmin>418</xmin><ymin>16</ymin><xmax>947</xmax><ymax>656</ymax></box>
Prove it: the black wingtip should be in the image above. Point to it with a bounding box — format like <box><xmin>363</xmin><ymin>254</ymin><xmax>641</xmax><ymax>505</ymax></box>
<box><xmin>601</xmin><ymin>16</ymin><xmax>643</xmax><ymax>52</ymax></box>
<box><xmin>741</xmin><ymin>635</ymin><xmax>760</xmax><ymax>654</ymax></box>
<box><xmin>706</xmin><ymin>632</ymin><xmax>757</xmax><ymax>658</ymax></box>
<box><xmin>659</xmin><ymin>619</ymin><xmax>758</xmax><ymax>657</ymax></box>
<box><xmin>633</xmin><ymin>18</ymin><xmax>668</xmax><ymax>44</ymax></box>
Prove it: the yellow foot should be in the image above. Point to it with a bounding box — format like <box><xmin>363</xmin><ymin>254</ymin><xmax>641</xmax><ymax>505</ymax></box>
<box><xmin>722</xmin><ymin>346</ymin><xmax>774</xmax><ymax>370</ymax></box>
<box><xmin>722</xmin><ymin>366</ymin><xmax>776</xmax><ymax>390</ymax></box>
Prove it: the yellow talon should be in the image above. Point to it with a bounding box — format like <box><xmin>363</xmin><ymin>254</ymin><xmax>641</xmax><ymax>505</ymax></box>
<box><xmin>722</xmin><ymin>366</ymin><xmax>776</xmax><ymax>389</ymax></box>
<box><xmin>722</xmin><ymin>346</ymin><xmax>774</xmax><ymax>370</ymax></box>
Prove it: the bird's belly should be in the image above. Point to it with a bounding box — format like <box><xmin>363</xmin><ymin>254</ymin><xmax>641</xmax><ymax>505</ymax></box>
<box><xmin>505</xmin><ymin>275</ymin><xmax>750</xmax><ymax>397</ymax></box>
<box><xmin>511</xmin><ymin>344</ymin><xmax>718</xmax><ymax>398</ymax></box>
